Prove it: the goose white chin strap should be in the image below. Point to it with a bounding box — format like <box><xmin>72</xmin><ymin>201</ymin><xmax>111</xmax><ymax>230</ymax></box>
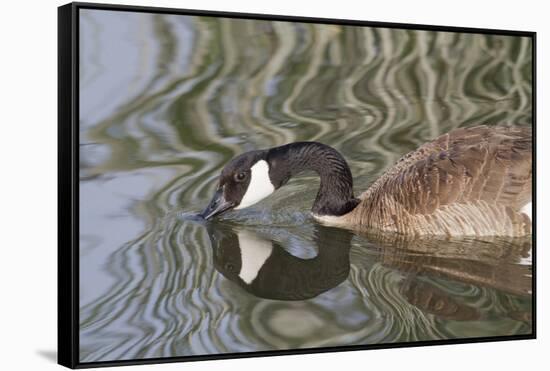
<box><xmin>235</xmin><ymin>160</ymin><xmax>275</xmax><ymax>210</ymax></box>
<box><xmin>237</xmin><ymin>230</ymin><xmax>273</xmax><ymax>284</ymax></box>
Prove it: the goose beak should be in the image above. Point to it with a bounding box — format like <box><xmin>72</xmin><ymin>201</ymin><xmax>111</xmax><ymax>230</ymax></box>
<box><xmin>200</xmin><ymin>187</ymin><xmax>236</xmax><ymax>220</ymax></box>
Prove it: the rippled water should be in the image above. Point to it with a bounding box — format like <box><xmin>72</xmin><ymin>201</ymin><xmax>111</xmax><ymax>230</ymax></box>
<box><xmin>78</xmin><ymin>9</ymin><xmax>533</xmax><ymax>363</ymax></box>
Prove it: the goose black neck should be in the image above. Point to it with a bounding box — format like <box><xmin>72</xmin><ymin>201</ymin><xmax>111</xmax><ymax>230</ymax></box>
<box><xmin>266</xmin><ymin>142</ymin><xmax>359</xmax><ymax>216</ymax></box>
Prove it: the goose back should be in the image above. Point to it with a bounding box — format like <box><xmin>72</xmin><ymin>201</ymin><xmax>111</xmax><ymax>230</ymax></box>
<box><xmin>338</xmin><ymin>125</ymin><xmax>532</xmax><ymax>236</ymax></box>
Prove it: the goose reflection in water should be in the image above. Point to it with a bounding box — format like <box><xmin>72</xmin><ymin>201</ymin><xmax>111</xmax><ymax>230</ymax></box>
<box><xmin>204</xmin><ymin>221</ymin><xmax>531</xmax><ymax>324</ymax></box>
<box><xmin>372</xmin><ymin>233</ymin><xmax>532</xmax><ymax>323</ymax></box>
<box><xmin>206</xmin><ymin>222</ymin><xmax>352</xmax><ymax>301</ymax></box>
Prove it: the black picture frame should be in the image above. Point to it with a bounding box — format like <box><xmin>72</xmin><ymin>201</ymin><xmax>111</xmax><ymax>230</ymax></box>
<box><xmin>58</xmin><ymin>2</ymin><xmax>536</xmax><ymax>369</ymax></box>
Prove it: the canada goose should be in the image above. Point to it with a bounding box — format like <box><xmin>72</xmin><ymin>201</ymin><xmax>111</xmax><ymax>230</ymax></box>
<box><xmin>200</xmin><ymin>125</ymin><xmax>532</xmax><ymax>237</ymax></box>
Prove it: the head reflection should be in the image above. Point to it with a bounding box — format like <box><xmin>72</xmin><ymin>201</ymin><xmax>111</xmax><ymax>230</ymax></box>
<box><xmin>206</xmin><ymin>222</ymin><xmax>352</xmax><ymax>300</ymax></box>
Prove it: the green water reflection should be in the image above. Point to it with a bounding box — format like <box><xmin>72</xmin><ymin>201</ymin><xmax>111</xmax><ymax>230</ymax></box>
<box><xmin>78</xmin><ymin>9</ymin><xmax>532</xmax><ymax>362</ymax></box>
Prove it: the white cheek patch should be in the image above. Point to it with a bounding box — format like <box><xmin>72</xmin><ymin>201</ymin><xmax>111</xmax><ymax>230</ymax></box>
<box><xmin>237</xmin><ymin>230</ymin><xmax>273</xmax><ymax>284</ymax></box>
<box><xmin>521</xmin><ymin>202</ymin><xmax>532</xmax><ymax>221</ymax></box>
<box><xmin>234</xmin><ymin>160</ymin><xmax>275</xmax><ymax>210</ymax></box>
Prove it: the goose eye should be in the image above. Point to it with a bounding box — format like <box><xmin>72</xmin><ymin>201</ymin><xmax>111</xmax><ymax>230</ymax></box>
<box><xmin>225</xmin><ymin>262</ymin><xmax>235</xmax><ymax>272</ymax></box>
<box><xmin>234</xmin><ymin>172</ymin><xmax>247</xmax><ymax>182</ymax></box>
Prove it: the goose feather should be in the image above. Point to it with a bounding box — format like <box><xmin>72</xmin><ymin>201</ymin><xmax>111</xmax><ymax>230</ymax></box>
<box><xmin>319</xmin><ymin>125</ymin><xmax>532</xmax><ymax>236</ymax></box>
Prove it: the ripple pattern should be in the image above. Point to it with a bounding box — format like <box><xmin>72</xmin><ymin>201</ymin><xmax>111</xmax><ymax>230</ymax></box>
<box><xmin>78</xmin><ymin>9</ymin><xmax>532</xmax><ymax>362</ymax></box>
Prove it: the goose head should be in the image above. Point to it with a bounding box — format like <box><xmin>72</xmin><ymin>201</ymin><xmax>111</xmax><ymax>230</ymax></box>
<box><xmin>200</xmin><ymin>149</ymin><xmax>276</xmax><ymax>220</ymax></box>
<box><xmin>200</xmin><ymin>142</ymin><xmax>358</xmax><ymax>220</ymax></box>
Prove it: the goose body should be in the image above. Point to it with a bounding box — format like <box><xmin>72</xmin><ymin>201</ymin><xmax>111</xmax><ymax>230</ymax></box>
<box><xmin>201</xmin><ymin>125</ymin><xmax>532</xmax><ymax>237</ymax></box>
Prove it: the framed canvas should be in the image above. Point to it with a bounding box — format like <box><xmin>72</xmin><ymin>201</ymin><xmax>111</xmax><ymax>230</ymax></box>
<box><xmin>58</xmin><ymin>2</ymin><xmax>536</xmax><ymax>368</ymax></box>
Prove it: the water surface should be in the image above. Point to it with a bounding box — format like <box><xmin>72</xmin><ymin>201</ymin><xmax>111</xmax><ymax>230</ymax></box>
<box><xmin>78</xmin><ymin>9</ymin><xmax>532</xmax><ymax>363</ymax></box>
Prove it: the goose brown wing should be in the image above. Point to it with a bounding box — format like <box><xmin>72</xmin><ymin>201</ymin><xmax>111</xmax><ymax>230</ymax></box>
<box><xmin>355</xmin><ymin>125</ymin><xmax>532</xmax><ymax>236</ymax></box>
